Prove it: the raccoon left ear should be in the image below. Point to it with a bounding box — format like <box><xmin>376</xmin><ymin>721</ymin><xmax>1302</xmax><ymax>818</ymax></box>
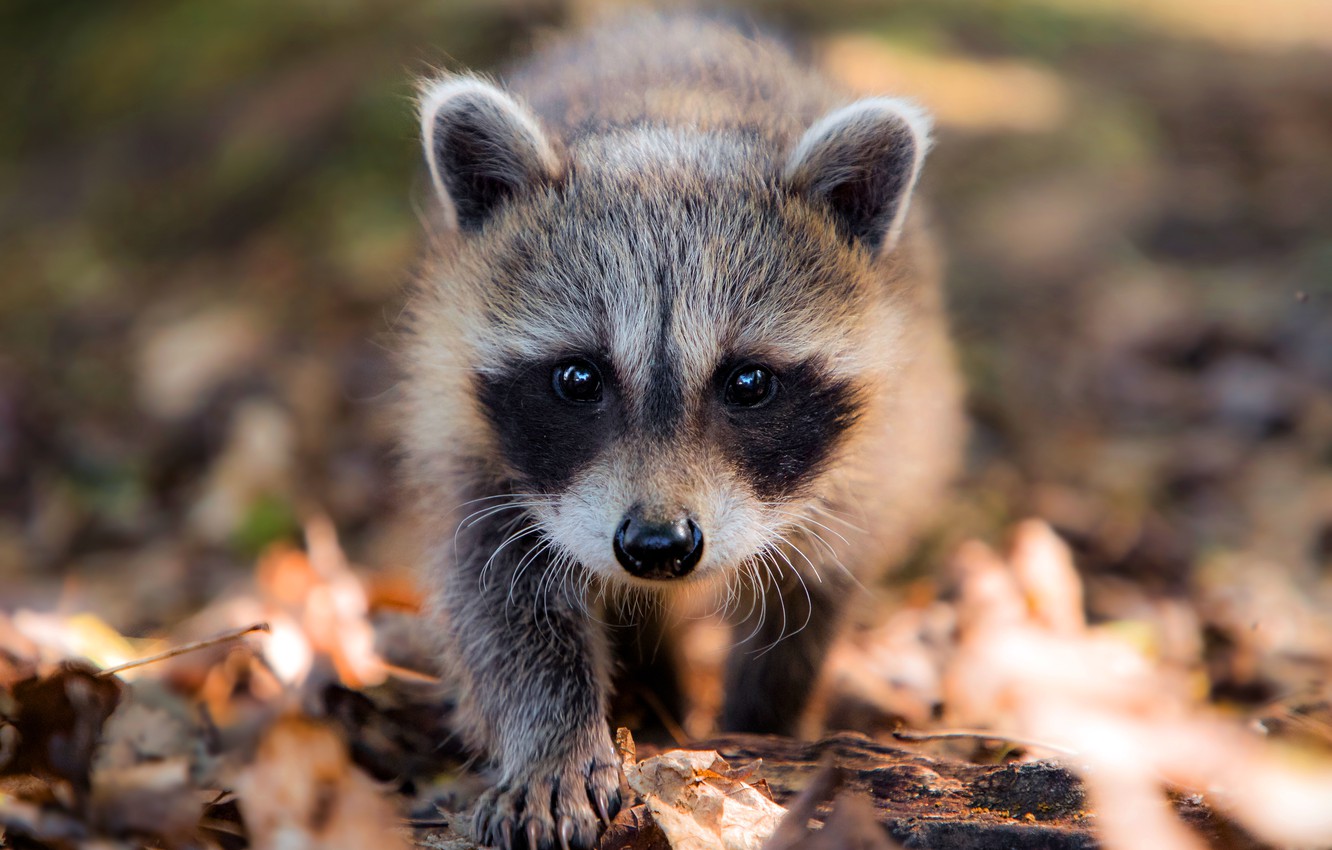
<box><xmin>785</xmin><ymin>98</ymin><xmax>931</xmax><ymax>255</ymax></box>
<box><xmin>418</xmin><ymin>75</ymin><xmax>561</xmax><ymax>231</ymax></box>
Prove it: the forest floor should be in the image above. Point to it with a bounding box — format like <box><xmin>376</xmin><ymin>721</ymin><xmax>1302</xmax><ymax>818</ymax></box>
<box><xmin>2</xmin><ymin>0</ymin><xmax>1331</xmax><ymax>848</ymax></box>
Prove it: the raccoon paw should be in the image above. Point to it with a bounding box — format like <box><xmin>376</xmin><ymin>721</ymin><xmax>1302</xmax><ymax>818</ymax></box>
<box><xmin>472</xmin><ymin>755</ymin><xmax>623</xmax><ymax>850</ymax></box>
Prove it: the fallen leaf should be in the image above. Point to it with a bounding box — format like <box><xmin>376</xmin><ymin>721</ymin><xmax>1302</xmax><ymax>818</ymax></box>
<box><xmin>232</xmin><ymin>714</ymin><xmax>408</xmax><ymax>850</ymax></box>
<box><xmin>622</xmin><ymin>738</ymin><xmax>786</xmax><ymax>850</ymax></box>
<box><xmin>1</xmin><ymin>662</ymin><xmax>122</xmax><ymax>798</ymax></box>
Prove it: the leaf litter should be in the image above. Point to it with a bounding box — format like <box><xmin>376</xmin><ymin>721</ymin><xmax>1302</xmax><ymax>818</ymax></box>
<box><xmin>3</xmin><ymin>517</ymin><xmax>1331</xmax><ymax>850</ymax></box>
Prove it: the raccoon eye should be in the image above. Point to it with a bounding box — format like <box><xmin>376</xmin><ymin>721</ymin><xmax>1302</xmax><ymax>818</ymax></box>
<box><xmin>724</xmin><ymin>364</ymin><xmax>777</xmax><ymax>408</ymax></box>
<box><xmin>552</xmin><ymin>358</ymin><xmax>603</xmax><ymax>404</ymax></box>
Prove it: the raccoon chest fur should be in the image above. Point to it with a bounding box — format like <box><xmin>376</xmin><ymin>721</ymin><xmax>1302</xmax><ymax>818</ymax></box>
<box><xmin>399</xmin><ymin>13</ymin><xmax>964</xmax><ymax>850</ymax></box>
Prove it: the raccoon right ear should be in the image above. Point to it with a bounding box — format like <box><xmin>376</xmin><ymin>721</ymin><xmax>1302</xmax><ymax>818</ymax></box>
<box><xmin>418</xmin><ymin>76</ymin><xmax>561</xmax><ymax>231</ymax></box>
<box><xmin>786</xmin><ymin>97</ymin><xmax>932</xmax><ymax>256</ymax></box>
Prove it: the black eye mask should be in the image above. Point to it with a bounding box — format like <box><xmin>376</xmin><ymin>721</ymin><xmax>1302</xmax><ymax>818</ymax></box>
<box><xmin>476</xmin><ymin>357</ymin><xmax>621</xmax><ymax>492</ymax></box>
<box><xmin>477</xmin><ymin>347</ymin><xmax>861</xmax><ymax>503</ymax></box>
<box><xmin>712</xmin><ymin>358</ymin><xmax>862</xmax><ymax>501</ymax></box>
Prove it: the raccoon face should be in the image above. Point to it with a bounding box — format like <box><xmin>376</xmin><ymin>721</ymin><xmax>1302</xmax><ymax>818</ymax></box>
<box><xmin>417</xmin><ymin>77</ymin><xmax>929</xmax><ymax>589</ymax></box>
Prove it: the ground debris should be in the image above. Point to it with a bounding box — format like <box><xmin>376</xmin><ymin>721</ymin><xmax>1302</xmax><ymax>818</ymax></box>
<box><xmin>5</xmin><ymin>519</ymin><xmax>1332</xmax><ymax>850</ymax></box>
<box><xmin>761</xmin><ymin>760</ymin><xmax>899</xmax><ymax>850</ymax></box>
<box><xmin>697</xmin><ymin>734</ymin><xmax>1265</xmax><ymax>850</ymax></box>
<box><xmin>232</xmin><ymin>714</ymin><xmax>409</xmax><ymax>850</ymax></box>
<box><xmin>3</xmin><ymin>519</ymin><xmax>1329</xmax><ymax>850</ymax></box>
<box><xmin>1</xmin><ymin>662</ymin><xmax>123</xmax><ymax>799</ymax></box>
<box><xmin>0</xmin><ymin>533</ymin><xmax>443</xmax><ymax>850</ymax></box>
<box><xmin>619</xmin><ymin>731</ymin><xmax>787</xmax><ymax>850</ymax></box>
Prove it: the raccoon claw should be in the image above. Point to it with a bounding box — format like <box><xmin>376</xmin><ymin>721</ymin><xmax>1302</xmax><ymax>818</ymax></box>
<box><xmin>593</xmin><ymin>790</ymin><xmax>612</xmax><ymax>826</ymax></box>
<box><xmin>473</xmin><ymin>755</ymin><xmax>622</xmax><ymax>850</ymax></box>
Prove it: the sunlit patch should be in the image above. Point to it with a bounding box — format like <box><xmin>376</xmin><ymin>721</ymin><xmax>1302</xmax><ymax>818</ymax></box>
<box><xmin>250</xmin><ymin>516</ymin><xmax>389</xmax><ymax>689</ymax></box>
<box><xmin>263</xmin><ymin>617</ymin><xmax>313</xmax><ymax>685</ymax></box>
<box><xmin>1032</xmin><ymin>0</ymin><xmax>1332</xmax><ymax>51</ymax></box>
<box><xmin>820</xmin><ymin>35</ymin><xmax>1069</xmax><ymax>134</ymax></box>
<box><xmin>10</xmin><ymin>611</ymin><xmax>160</xmax><ymax>673</ymax></box>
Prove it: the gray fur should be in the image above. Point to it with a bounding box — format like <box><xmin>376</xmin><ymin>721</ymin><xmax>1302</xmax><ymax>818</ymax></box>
<box><xmin>400</xmin><ymin>13</ymin><xmax>965</xmax><ymax>850</ymax></box>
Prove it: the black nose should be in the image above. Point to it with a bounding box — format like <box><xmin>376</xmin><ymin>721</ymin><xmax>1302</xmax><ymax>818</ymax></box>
<box><xmin>613</xmin><ymin>513</ymin><xmax>703</xmax><ymax>579</ymax></box>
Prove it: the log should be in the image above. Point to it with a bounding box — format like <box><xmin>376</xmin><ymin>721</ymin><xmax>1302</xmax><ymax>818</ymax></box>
<box><xmin>701</xmin><ymin>733</ymin><xmax>1264</xmax><ymax>850</ymax></box>
<box><xmin>414</xmin><ymin>732</ymin><xmax>1265</xmax><ymax>850</ymax></box>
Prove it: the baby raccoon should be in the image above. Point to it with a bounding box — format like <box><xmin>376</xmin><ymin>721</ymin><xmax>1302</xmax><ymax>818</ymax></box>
<box><xmin>400</xmin><ymin>12</ymin><xmax>964</xmax><ymax>850</ymax></box>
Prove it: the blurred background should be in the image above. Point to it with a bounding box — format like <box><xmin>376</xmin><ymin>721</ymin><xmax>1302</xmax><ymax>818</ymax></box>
<box><xmin>1</xmin><ymin>0</ymin><xmax>1329</xmax><ymax>710</ymax></box>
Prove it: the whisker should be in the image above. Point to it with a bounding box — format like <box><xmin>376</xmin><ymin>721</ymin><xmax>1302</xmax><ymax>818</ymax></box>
<box><xmin>756</xmin><ymin>547</ymin><xmax>814</xmax><ymax>657</ymax></box>
<box><xmin>534</xmin><ymin>552</ymin><xmax>559</xmax><ymax>649</ymax></box>
<box><xmin>761</xmin><ymin>548</ymin><xmax>788</xmax><ymax>655</ymax></box>
<box><xmin>740</xmin><ymin>564</ymin><xmax>761</xmax><ymax>644</ymax></box>
<box><xmin>765</xmin><ymin>506</ymin><xmax>854</xmax><ymax>549</ymax></box>
<box><xmin>807</xmin><ymin>501</ymin><xmax>868</xmax><ymax>535</ymax></box>
<box><xmin>450</xmin><ymin>492</ymin><xmax>547</xmax><ymax>511</ymax></box>
<box><xmin>462</xmin><ymin>500</ymin><xmax>551</xmax><ymax>529</ymax></box>
<box><xmin>721</xmin><ymin>569</ymin><xmax>742</xmax><ymax>619</ymax></box>
<box><xmin>480</xmin><ymin>523</ymin><xmax>545</xmax><ymax>590</ymax></box>
<box><xmin>508</xmin><ymin>536</ymin><xmax>551</xmax><ymax>605</ymax></box>
<box><xmin>769</xmin><ymin>529</ymin><xmax>823</xmax><ymax>584</ymax></box>
<box><xmin>451</xmin><ymin>495</ymin><xmax>551</xmax><ymax>576</ymax></box>
<box><xmin>734</xmin><ymin>552</ymin><xmax>773</xmax><ymax>648</ymax></box>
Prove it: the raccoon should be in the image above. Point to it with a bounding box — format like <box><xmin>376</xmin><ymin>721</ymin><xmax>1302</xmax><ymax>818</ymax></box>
<box><xmin>400</xmin><ymin>13</ymin><xmax>964</xmax><ymax>850</ymax></box>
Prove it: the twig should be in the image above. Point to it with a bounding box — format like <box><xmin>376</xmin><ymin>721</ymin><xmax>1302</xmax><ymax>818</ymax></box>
<box><xmin>637</xmin><ymin>686</ymin><xmax>689</xmax><ymax>748</ymax></box>
<box><xmin>198</xmin><ymin>818</ymin><xmax>247</xmax><ymax>838</ymax></box>
<box><xmin>404</xmin><ymin>819</ymin><xmax>451</xmax><ymax>829</ymax></box>
<box><xmin>382</xmin><ymin>661</ymin><xmax>443</xmax><ymax>684</ymax></box>
<box><xmin>98</xmin><ymin>623</ymin><xmax>271</xmax><ymax>677</ymax></box>
<box><xmin>764</xmin><ymin>758</ymin><xmax>843</xmax><ymax>850</ymax></box>
<box><xmin>892</xmin><ymin>727</ymin><xmax>1078</xmax><ymax>756</ymax></box>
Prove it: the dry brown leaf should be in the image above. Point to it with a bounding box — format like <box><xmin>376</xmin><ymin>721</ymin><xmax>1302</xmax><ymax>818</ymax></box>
<box><xmin>248</xmin><ymin>516</ymin><xmax>388</xmax><ymax>690</ymax></box>
<box><xmin>0</xmin><ymin>615</ymin><xmax>39</xmax><ymax>689</ymax></box>
<box><xmin>302</xmin><ymin>516</ymin><xmax>386</xmax><ymax>689</ymax></box>
<box><xmin>88</xmin><ymin>757</ymin><xmax>204</xmax><ymax>846</ymax></box>
<box><xmin>821</xmin><ymin>604</ymin><xmax>951</xmax><ymax>729</ymax></box>
<box><xmin>1009</xmin><ymin>520</ymin><xmax>1085</xmax><ymax>636</ymax></box>
<box><xmin>1</xmin><ymin>662</ymin><xmax>122</xmax><ymax>797</ymax></box>
<box><xmin>92</xmin><ymin>679</ymin><xmax>214</xmax><ymax>782</ymax></box>
<box><xmin>946</xmin><ymin>520</ymin><xmax>1332</xmax><ymax>850</ymax></box>
<box><xmin>622</xmin><ymin>739</ymin><xmax>786</xmax><ymax>850</ymax></box>
<box><xmin>10</xmin><ymin>611</ymin><xmax>161</xmax><ymax>673</ymax></box>
<box><xmin>232</xmin><ymin>714</ymin><xmax>407</xmax><ymax>850</ymax></box>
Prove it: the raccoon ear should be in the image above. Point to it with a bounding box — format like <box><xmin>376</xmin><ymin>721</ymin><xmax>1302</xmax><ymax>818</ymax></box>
<box><xmin>418</xmin><ymin>76</ymin><xmax>560</xmax><ymax>231</ymax></box>
<box><xmin>785</xmin><ymin>98</ymin><xmax>931</xmax><ymax>255</ymax></box>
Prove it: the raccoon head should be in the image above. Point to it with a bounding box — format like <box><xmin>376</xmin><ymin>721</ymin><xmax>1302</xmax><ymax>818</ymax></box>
<box><xmin>412</xmin><ymin>76</ymin><xmax>930</xmax><ymax>590</ymax></box>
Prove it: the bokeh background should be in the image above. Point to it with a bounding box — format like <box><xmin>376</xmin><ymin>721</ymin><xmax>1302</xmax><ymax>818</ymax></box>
<box><xmin>2</xmin><ymin>0</ymin><xmax>1330</xmax><ymax>710</ymax></box>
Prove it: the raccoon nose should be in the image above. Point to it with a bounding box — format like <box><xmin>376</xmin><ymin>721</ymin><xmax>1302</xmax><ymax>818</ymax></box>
<box><xmin>613</xmin><ymin>513</ymin><xmax>703</xmax><ymax>579</ymax></box>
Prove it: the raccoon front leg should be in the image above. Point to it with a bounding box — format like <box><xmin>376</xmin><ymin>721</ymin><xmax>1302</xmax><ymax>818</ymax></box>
<box><xmin>719</xmin><ymin>567</ymin><xmax>852</xmax><ymax>735</ymax></box>
<box><xmin>443</xmin><ymin>520</ymin><xmax>622</xmax><ymax>850</ymax></box>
